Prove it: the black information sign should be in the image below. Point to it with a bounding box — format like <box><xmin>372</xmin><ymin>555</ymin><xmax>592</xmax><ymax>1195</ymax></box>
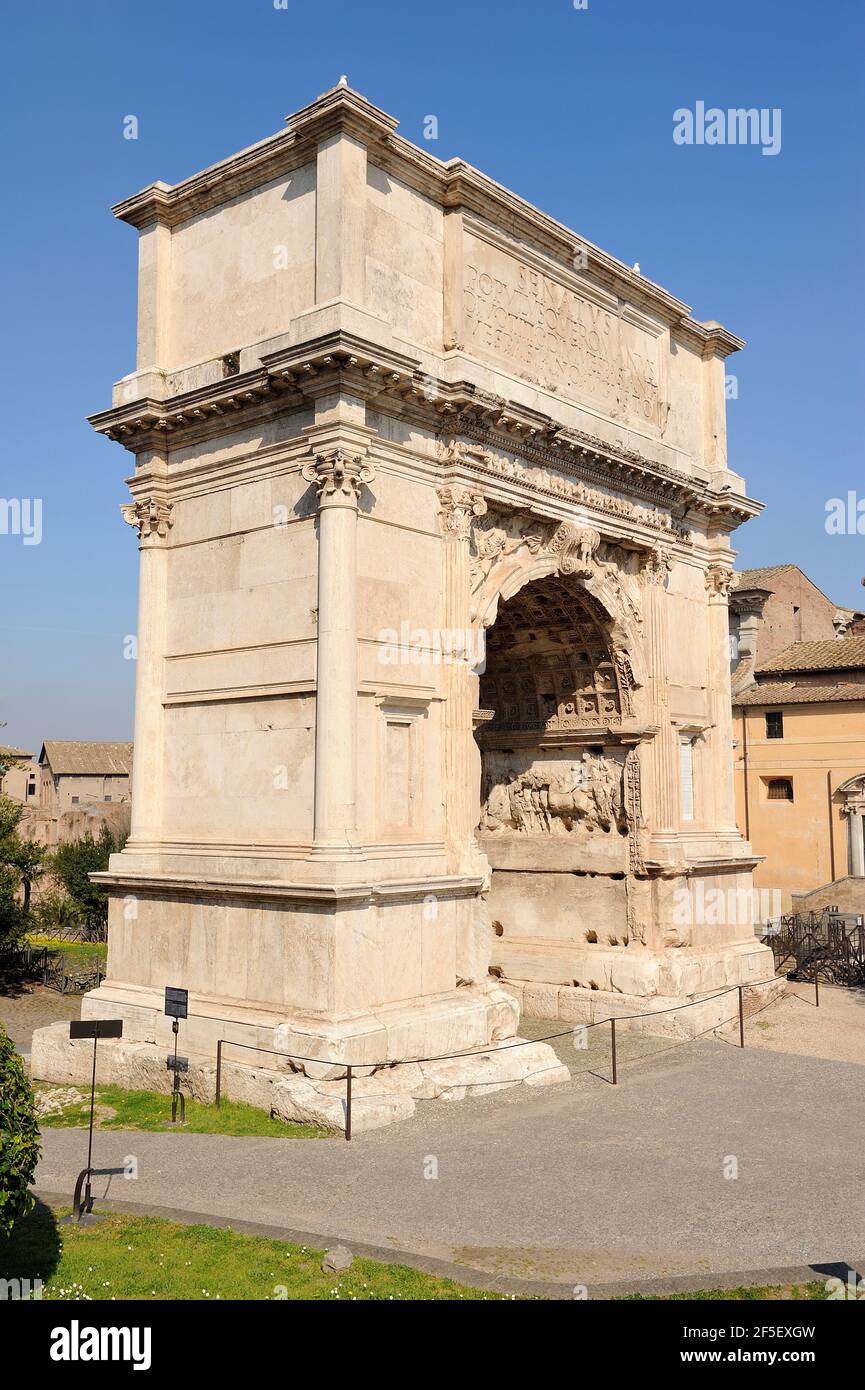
<box><xmin>166</xmin><ymin>1054</ymin><xmax>189</xmax><ymax>1073</ymax></box>
<box><xmin>69</xmin><ymin>1019</ymin><xmax>123</xmax><ymax>1040</ymax></box>
<box><xmin>164</xmin><ymin>986</ymin><xmax>189</xmax><ymax>1019</ymax></box>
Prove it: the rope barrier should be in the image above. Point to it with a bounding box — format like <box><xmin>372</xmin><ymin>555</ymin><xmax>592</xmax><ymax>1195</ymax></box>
<box><xmin>204</xmin><ymin>969</ymin><xmax>785</xmax><ymax>1071</ymax></box>
<box><xmin>208</xmin><ymin>969</ymin><xmax>802</xmax><ymax>1137</ymax></box>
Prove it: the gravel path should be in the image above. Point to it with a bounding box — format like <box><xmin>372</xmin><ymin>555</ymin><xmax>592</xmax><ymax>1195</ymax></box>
<box><xmin>0</xmin><ymin>981</ymin><xmax>81</xmax><ymax>1057</ymax></box>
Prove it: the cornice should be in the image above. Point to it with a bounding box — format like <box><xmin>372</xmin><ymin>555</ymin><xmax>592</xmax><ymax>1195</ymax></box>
<box><xmin>109</xmin><ymin>85</ymin><xmax>743</xmax><ymax>353</ymax></box>
<box><xmin>90</xmin><ymin>868</ymin><xmax>484</xmax><ymax>906</ymax></box>
<box><xmin>90</xmin><ymin>336</ymin><xmax>760</xmax><ymax>535</ymax></box>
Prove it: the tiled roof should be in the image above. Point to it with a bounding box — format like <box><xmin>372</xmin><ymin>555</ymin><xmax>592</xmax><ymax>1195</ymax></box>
<box><xmin>757</xmin><ymin>637</ymin><xmax>865</xmax><ymax>674</ymax></box>
<box><xmin>734</xmin><ymin>681</ymin><xmax>865</xmax><ymax>707</ymax></box>
<box><xmin>735</xmin><ymin>564</ymin><xmax>796</xmax><ymax>589</ymax></box>
<box><xmin>0</xmin><ymin>745</ymin><xmax>32</xmax><ymax>759</ymax></box>
<box><xmin>40</xmin><ymin>741</ymin><xmax>133</xmax><ymax>776</ymax></box>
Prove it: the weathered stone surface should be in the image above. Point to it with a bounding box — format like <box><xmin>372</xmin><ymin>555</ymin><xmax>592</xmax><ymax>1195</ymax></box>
<box><xmin>32</xmin><ymin>1023</ymin><xmax>566</xmax><ymax>1129</ymax></box>
<box><xmin>417</xmin><ymin>1038</ymin><xmax>568</xmax><ymax>1098</ymax></box>
<box><xmin>322</xmin><ymin>1245</ymin><xmax>353</xmax><ymax>1274</ymax></box>
<box><xmin>33</xmin><ymin>1085</ymin><xmax>85</xmax><ymax>1118</ymax></box>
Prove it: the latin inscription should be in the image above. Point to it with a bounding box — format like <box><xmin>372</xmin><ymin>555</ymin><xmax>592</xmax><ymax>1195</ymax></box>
<box><xmin>463</xmin><ymin>250</ymin><xmax>667</xmax><ymax>429</ymax></box>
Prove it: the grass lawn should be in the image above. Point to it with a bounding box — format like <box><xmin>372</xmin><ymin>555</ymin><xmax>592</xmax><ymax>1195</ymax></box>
<box><xmin>26</xmin><ymin>936</ymin><xmax>108</xmax><ymax>959</ymax></box>
<box><xmin>0</xmin><ymin>1208</ymin><xmax>507</xmax><ymax>1300</ymax></box>
<box><xmin>0</xmin><ymin>1208</ymin><xmax>833</xmax><ymax>1302</ymax></box>
<box><xmin>37</xmin><ymin>1084</ymin><xmax>334</xmax><ymax>1139</ymax></box>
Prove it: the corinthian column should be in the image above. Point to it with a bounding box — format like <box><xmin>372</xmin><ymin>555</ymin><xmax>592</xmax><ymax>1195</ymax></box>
<box><xmin>302</xmin><ymin>449</ymin><xmax>375</xmax><ymax>850</ymax></box>
<box><xmin>438</xmin><ymin>485</ymin><xmax>486</xmax><ymax>872</ymax></box>
<box><xmin>121</xmin><ymin>495</ymin><xmax>173</xmax><ymax>849</ymax></box>
<box><xmin>705</xmin><ymin>563</ymin><xmax>739</xmax><ymax>832</ymax></box>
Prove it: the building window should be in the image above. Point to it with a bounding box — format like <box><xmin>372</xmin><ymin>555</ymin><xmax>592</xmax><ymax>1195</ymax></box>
<box><xmin>71</xmin><ymin>796</ymin><xmax>79</xmax><ymax>804</ymax></box>
<box><xmin>765</xmin><ymin>711</ymin><xmax>784</xmax><ymax>740</ymax></box>
<box><xmin>27</xmin><ymin>780</ymin><xmax>36</xmax><ymax>797</ymax></box>
<box><xmin>767</xmin><ymin>778</ymin><xmax>794</xmax><ymax>802</ymax></box>
<box><xmin>679</xmin><ymin>736</ymin><xmax>695</xmax><ymax>823</ymax></box>
<box><xmin>105</xmin><ymin>795</ymin><xmax>112</xmax><ymax>803</ymax></box>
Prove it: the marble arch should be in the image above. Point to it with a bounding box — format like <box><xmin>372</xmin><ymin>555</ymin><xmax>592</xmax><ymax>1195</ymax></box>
<box><xmin>32</xmin><ymin>85</ymin><xmax>778</xmax><ymax>1117</ymax></box>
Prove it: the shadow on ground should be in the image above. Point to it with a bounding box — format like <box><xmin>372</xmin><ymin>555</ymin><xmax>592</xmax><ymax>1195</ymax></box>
<box><xmin>0</xmin><ymin>1200</ymin><xmax>63</xmax><ymax>1288</ymax></box>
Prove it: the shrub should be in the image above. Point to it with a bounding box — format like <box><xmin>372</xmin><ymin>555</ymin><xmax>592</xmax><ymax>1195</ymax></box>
<box><xmin>50</xmin><ymin>826</ymin><xmax>125</xmax><ymax>926</ymax></box>
<box><xmin>29</xmin><ymin>890</ymin><xmax>85</xmax><ymax>938</ymax></box>
<box><xmin>0</xmin><ymin>1025</ymin><xmax>41</xmax><ymax>1237</ymax></box>
<box><xmin>0</xmin><ymin>864</ymin><xmax>24</xmax><ymax>947</ymax></box>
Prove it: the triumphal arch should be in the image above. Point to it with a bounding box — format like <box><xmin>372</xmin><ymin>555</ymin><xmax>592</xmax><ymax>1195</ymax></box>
<box><xmin>33</xmin><ymin>85</ymin><xmax>775</xmax><ymax>1111</ymax></box>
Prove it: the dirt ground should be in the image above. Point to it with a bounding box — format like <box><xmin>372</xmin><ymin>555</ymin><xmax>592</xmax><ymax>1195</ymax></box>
<box><xmin>0</xmin><ymin>979</ymin><xmax>81</xmax><ymax>1056</ymax></box>
<box><xmin>742</xmin><ymin>978</ymin><xmax>865</xmax><ymax>1066</ymax></box>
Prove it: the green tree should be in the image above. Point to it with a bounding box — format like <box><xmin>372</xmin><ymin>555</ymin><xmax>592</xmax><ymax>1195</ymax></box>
<box><xmin>3</xmin><ymin>837</ymin><xmax>46</xmax><ymax>916</ymax></box>
<box><xmin>0</xmin><ymin>726</ymin><xmax>27</xmax><ymax>943</ymax></box>
<box><xmin>0</xmin><ymin>1023</ymin><xmax>41</xmax><ymax>1237</ymax></box>
<box><xmin>0</xmin><ymin>865</ymin><xmax>23</xmax><ymax>942</ymax></box>
<box><xmin>50</xmin><ymin>825</ymin><xmax>125</xmax><ymax>926</ymax></box>
<box><xmin>0</xmin><ymin>794</ymin><xmax>23</xmax><ymax>845</ymax></box>
<box><xmin>0</xmin><ymin>797</ymin><xmax>25</xmax><ymax>944</ymax></box>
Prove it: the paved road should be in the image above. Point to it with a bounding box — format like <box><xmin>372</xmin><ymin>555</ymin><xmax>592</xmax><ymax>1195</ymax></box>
<box><xmin>35</xmin><ymin>1038</ymin><xmax>865</xmax><ymax>1290</ymax></box>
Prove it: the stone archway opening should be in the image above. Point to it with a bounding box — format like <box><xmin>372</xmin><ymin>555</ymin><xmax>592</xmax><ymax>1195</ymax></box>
<box><xmin>474</xmin><ymin>574</ymin><xmax>634</xmax><ymax>979</ymax></box>
<box><xmin>479</xmin><ymin>573</ymin><xmax>625</xmax><ymax>738</ymax></box>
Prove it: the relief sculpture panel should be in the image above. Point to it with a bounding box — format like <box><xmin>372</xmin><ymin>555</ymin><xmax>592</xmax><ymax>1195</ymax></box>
<box><xmin>480</xmin><ymin>751</ymin><xmax>627</xmax><ymax>839</ymax></box>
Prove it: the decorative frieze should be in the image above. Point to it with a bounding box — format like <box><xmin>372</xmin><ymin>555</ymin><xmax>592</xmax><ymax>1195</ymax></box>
<box><xmin>441</xmin><ymin>436</ymin><xmax>685</xmax><ymax>538</ymax></box>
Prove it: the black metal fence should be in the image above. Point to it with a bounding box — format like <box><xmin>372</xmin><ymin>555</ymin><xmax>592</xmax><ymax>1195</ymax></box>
<box><xmin>762</xmin><ymin>909</ymin><xmax>865</xmax><ymax>987</ymax></box>
<box><xmin>37</xmin><ymin>920</ymin><xmax>108</xmax><ymax>944</ymax></box>
<box><xmin>0</xmin><ymin>939</ymin><xmax>105</xmax><ymax>994</ymax></box>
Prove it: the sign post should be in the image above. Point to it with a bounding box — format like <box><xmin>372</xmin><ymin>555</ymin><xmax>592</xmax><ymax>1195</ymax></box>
<box><xmin>65</xmin><ymin>1018</ymin><xmax>123</xmax><ymax>1223</ymax></box>
<box><xmin>164</xmin><ymin>986</ymin><xmax>189</xmax><ymax>1125</ymax></box>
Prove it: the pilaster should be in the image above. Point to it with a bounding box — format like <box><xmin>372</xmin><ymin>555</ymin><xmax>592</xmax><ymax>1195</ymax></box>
<box><xmin>640</xmin><ymin>548</ymin><xmax>677</xmax><ymax>843</ymax></box>
<box><xmin>705</xmin><ymin>563</ymin><xmax>739</xmax><ymax>831</ymax></box>
<box><xmin>437</xmin><ymin>485</ymin><xmax>487</xmax><ymax>873</ymax></box>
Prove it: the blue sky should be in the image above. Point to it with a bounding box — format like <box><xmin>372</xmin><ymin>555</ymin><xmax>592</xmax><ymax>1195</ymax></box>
<box><xmin>1</xmin><ymin>0</ymin><xmax>862</xmax><ymax>752</ymax></box>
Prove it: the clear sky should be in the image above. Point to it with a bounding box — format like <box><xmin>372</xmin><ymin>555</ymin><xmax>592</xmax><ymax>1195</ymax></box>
<box><xmin>1</xmin><ymin>0</ymin><xmax>862</xmax><ymax>753</ymax></box>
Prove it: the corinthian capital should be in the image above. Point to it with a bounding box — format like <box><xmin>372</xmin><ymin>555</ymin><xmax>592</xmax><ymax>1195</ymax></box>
<box><xmin>705</xmin><ymin>564</ymin><xmax>738</xmax><ymax>599</ymax></box>
<box><xmin>639</xmin><ymin>546</ymin><xmax>674</xmax><ymax>586</ymax></box>
<box><xmin>437</xmin><ymin>485</ymin><xmax>487</xmax><ymax>540</ymax></box>
<box><xmin>301</xmin><ymin>449</ymin><xmax>375</xmax><ymax>503</ymax></box>
<box><xmin>120</xmin><ymin>496</ymin><xmax>173</xmax><ymax>540</ymax></box>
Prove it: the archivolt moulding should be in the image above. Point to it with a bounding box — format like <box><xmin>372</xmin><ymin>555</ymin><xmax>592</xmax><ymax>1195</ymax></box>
<box><xmin>467</xmin><ymin>510</ymin><xmax>647</xmax><ymax>692</ymax></box>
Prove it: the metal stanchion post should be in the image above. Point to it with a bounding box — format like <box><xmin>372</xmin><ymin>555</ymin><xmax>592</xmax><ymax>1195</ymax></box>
<box><xmin>346</xmin><ymin>1064</ymin><xmax>352</xmax><ymax>1141</ymax></box>
<box><xmin>738</xmin><ymin>985</ymin><xmax>745</xmax><ymax>1048</ymax></box>
<box><xmin>815</xmin><ymin>970</ymin><xmax>820</xmax><ymax>1008</ymax></box>
<box><xmin>216</xmin><ymin>1038</ymin><xmax>223</xmax><ymax>1108</ymax></box>
<box><xmin>80</xmin><ymin>1032</ymin><xmax>98</xmax><ymax>1215</ymax></box>
<box><xmin>610</xmin><ymin>1018</ymin><xmax>617</xmax><ymax>1085</ymax></box>
<box><xmin>64</xmin><ymin>1018</ymin><xmax>123</xmax><ymax>1224</ymax></box>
